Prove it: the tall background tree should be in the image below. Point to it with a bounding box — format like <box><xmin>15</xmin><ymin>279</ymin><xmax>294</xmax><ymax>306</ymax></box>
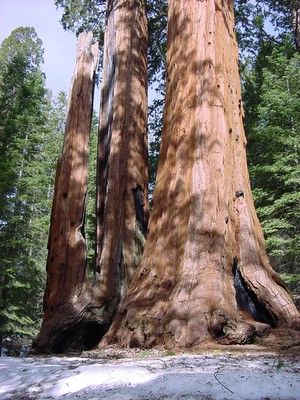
<box><xmin>0</xmin><ymin>28</ymin><xmax>67</xmax><ymax>352</ymax></box>
<box><xmin>238</xmin><ymin>0</ymin><xmax>300</xmax><ymax>290</ymax></box>
<box><xmin>245</xmin><ymin>42</ymin><xmax>300</xmax><ymax>289</ymax></box>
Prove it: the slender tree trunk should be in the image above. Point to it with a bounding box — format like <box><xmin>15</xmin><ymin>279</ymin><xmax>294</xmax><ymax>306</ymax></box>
<box><xmin>33</xmin><ymin>32</ymin><xmax>99</xmax><ymax>353</ymax></box>
<box><xmin>103</xmin><ymin>0</ymin><xmax>300</xmax><ymax>349</ymax></box>
<box><xmin>94</xmin><ymin>0</ymin><xmax>148</xmax><ymax>325</ymax></box>
<box><xmin>291</xmin><ymin>0</ymin><xmax>300</xmax><ymax>50</ymax></box>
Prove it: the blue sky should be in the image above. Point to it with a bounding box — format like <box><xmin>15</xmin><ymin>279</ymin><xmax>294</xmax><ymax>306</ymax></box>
<box><xmin>0</xmin><ymin>0</ymin><xmax>78</xmax><ymax>96</ymax></box>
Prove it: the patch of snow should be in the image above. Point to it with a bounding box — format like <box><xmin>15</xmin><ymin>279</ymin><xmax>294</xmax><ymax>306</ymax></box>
<box><xmin>0</xmin><ymin>353</ymin><xmax>299</xmax><ymax>399</ymax></box>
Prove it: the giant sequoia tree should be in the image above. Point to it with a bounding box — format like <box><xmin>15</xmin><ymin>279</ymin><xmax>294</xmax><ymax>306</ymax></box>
<box><xmin>33</xmin><ymin>0</ymin><xmax>299</xmax><ymax>353</ymax></box>
<box><xmin>33</xmin><ymin>0</ymin><xmax>148</xmax><ymax>353</ymax></box>
<box><xmin>33</xmin><ymin>32</ymin><xmax>99</xmax><ymax>353</ymax></box>
<box><xmin>94</xmin><ymin>0</ymin><xmax>149</xmax><ymax>326</ymax></box>
<box><xmin>103</xmin><ymin>0</ymin><xmax>300</xmax><ymax>348</ymax></box>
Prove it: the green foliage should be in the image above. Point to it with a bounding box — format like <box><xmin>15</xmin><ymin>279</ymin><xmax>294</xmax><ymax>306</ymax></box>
<box><xmin>165</xmin><ymin>350</ymin><xmax>175</xmax><ymax>356</ymax></box>
<box><xmin>234</xmin><ymin>0</ymin><xmax>298</xmax><ymax>55</ymax></box>
<box><xmin>86</xmin><ymin>113</ymin><xmax>98</xmax><ymax>273</ymax></box>
<box><xmin>147</xmin><ymin>0</ymin><xmax>167</xmax><ymax>84</ymax></box>
<box><xmin>247</xmin><ymin>44</ymin><xmax>300</xmax><ymax>275</ymax></box>
<box><xmin>0</xmin><ymin>27</ymin><xmax>67</xmax><ymax>339</ymax></box>
<box><xmin>280</xmin><ymin>273</ymin><xmax>300</xmax><ymax>293</ymax></box>
<box><xmin>55</xmin><ymin>0</ymin><xmax>106</xmax><ymax>42</ymax></box>
<box><xmin>234</xmin><ymin>0</ymin><xmax>265</xmax><ymax>55</ymax></box>
<box><xmin>276</xmin><ymin>360</ymin><xmax>284</xmax><ymax>370</ymax></box>
<box><xmin>0</xmin><ymin>27</ymin><xmax>44</xmax><ymax>71</ymax></box>
<box><xmin>260</xmin><ymin>0</ymin><xmax>298</xmax><ymax>48</ymax></box>
<box><xmin>0</xmin><ymin>28</ymin><xmax>46</xmax><ymax>337</ymax></box>
<box><xmin>148</xmin><ymin>87</ymin><xmax>164</xmax><ymax>200</ymax></box>
<box><xmin>55</xmin><ymin>0</ymin><xmax>168</xmax><ymax>82</ymax></box>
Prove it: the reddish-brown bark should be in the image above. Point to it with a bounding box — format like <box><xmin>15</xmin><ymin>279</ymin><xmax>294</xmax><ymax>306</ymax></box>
<box><xmin>102</xmin><ymin>0</ymin><xmax>300</xmax><ymax>349</ymax></box>
<box><xmin>33</xmin><ymin>1</ymin><xmax>149</xmax><ymax>354</ymax></box>
<box><xmin>33</xmin><ymin>32</ymin><xmax>99</xmax><ymax>353</ymax></box>
<box><xmin>94</xmin><ymin>0</ymin><xmax>149</xmax><ymax>325</ymax></box>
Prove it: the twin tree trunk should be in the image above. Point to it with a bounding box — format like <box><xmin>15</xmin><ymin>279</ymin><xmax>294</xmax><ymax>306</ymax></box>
<box><xmin>33</xmin><ymin>0</ymin><xmax>148</xmax><ymax>353</ymax></box>
<box><xmin>34</xmin><ymin>0</ymin><xmax>299</xmax><ymax>353</ymax></box>
<box><xmin>103</xmin><ymin>0</ymin><xmax>300</xmax><ymax>348</ymax></box>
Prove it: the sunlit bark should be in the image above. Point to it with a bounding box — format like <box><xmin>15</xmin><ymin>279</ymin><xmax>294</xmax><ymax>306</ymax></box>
<box><xmin>33</xmin><ymin>32</ymin><xmax>99</xmax><ymax>353</ymax></box>
<box><xmin>103</xmin><ymin>0</ymin><xmax>300</xmax><ymax>349</ymax></box>
<box><xmin>94</xmin><ymin>0</ymin><xmax>148</xmax><ymax>325</ymax></box>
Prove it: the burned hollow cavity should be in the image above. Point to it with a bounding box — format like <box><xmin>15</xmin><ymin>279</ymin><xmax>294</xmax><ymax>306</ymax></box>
<box><xmin>232</xmin><ymin>258</ymin><xmax>274</xmax><ymax>325</ymax></box>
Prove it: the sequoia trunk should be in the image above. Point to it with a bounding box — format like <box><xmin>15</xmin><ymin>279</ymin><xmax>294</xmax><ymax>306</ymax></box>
<box><xmin>33</xmin><ymin>33</ymin><xmax>99</xmax><ymax>353</ymax></box>
<box><xmin>94</xmin><ymin>0</ymin><xmax>148</xmax><ymax>326</ymax></box>
<box><xmin>103</xmin><ymin>0</ymin><xmax>300</xmax><ymax>348</ymax></box>
<box><xmin>33</xmin><ymin>0</ymin><xmax>148</xmax><ymax>353</ymax></box>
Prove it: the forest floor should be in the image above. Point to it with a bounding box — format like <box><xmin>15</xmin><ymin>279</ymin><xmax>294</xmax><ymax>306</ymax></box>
<box><xmin>0</xmin><ymin>330</ymin><xmax>299</xmax><ymax>400</ymax></box>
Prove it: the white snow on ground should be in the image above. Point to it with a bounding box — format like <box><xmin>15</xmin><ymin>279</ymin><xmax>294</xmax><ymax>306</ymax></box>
<box><xmin>0</xmin><ymin>352</ymin><xmax>299</xmax><ymax>399</ymax></box>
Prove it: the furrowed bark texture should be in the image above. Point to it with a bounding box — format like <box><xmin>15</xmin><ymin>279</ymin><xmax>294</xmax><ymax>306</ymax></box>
<box><xmin>103</xmin><ymin>0</ymin><xmax>300</xmax><ymax>349</ymax></box>
<box><xmin>94</xmin><ymin>0</ymin><xmax>148</xmax><ymax>327</ymax></box>
<box><xmin>33</xmin><ymin>33</ymin><xmax>99</xmax><ymax>353</ymax></box>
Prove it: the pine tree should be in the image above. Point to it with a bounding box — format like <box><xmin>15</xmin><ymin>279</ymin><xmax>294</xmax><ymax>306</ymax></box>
<box><xmin>247</xmin><ymin>43</ymin><xmax>300</xmax><ymax>287</ymax></box>
<box><xmin>0</xmin><ymin>30</ymin><xmax>69</xmax><ymax>356</ymax></box>
<box><xmin>0</xmin><ymin>27</ymin><xmax>49</xmax><ymax>347</ymax></box>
